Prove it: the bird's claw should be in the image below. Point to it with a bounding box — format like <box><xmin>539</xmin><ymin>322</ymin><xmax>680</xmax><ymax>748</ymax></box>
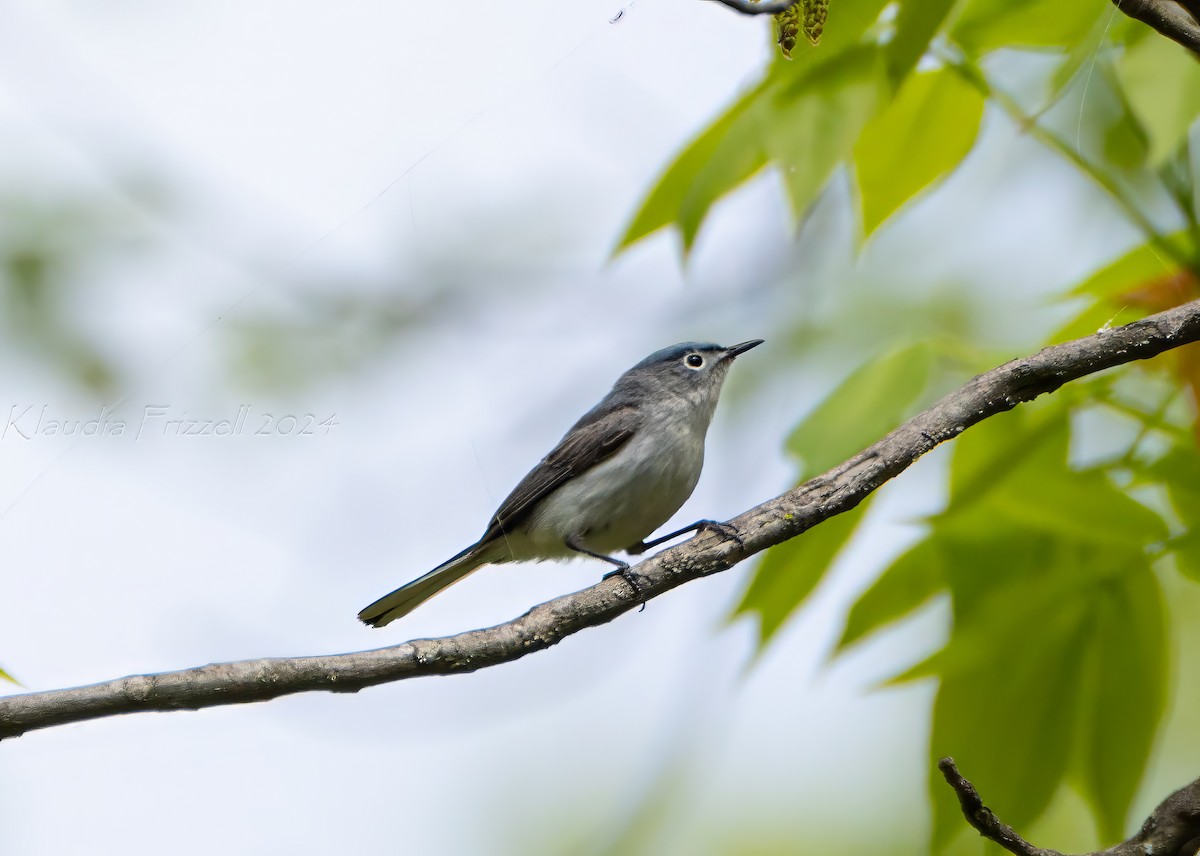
<box><xmin>603</xmin><ymin>566</ymin><xmax>648</xmax><ymax>612</ymax></box>
<box><xmin>695</xmin><ymin>519</ymin><xmax>744</xmax><ymax>548</ymax></box>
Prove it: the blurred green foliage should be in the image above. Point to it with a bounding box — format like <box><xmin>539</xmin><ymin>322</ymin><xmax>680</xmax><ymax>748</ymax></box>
<box><xmin>0</xmin><ymin>195</ymin><xmax>137</xmax><ymax>393</ymax></box>
<box><xmin>732</xmin><ymin>342</ymin><xmax>937</xmax><ymax>642</ymax></box>
<box><xmin>619</xmin><ymin>0</ymin><xmax>1200</xmax><ymax>255</ymax></box>
<box><xmin>228</xmin><ymin>287</ymin><xmax>444</xmax><ymax>391</ymax></box>
<box><xmin>854</xmin><ymin>68</ymin><xmax>983</xmax><ymax>236</ymax></box>
<box><xmin>850</xmin><ymin>400</ymin><xmax>1172</xmax><ymax>848</ymax></box>
<box><xmin>618</xmin><ymin>0</ymin><xmax>1200</xmax><ymax>851</ymax></box>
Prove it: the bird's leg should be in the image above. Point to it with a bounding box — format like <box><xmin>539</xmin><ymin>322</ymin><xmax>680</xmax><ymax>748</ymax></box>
<box><xmin>566</xmin><ymin>536</ymin><xmax>646</xmax><ymax>610</ymax></box>
<box><xmin>626</xmin><ymin>519</ymin><xmax>743</xmax><ymax>555</ymax></box>
<box><xmin>565</xmin><ymin>536</ymin><xmax>629</xmax><ymax>572</ymax></box>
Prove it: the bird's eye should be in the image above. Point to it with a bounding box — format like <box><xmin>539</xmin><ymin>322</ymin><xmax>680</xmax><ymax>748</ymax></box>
<box><xmin>685</xmin><ymin>354</ymin><xmax>704</xmax><ymax>369</ymax></box>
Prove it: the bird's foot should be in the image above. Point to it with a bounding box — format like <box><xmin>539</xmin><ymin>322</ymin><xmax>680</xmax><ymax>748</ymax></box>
<box><xmin>603</xmin><ymin>565</ymin><xmax>647</xmax><ymax>612</ymax></box>
<box><xmin>601</xmin><ymin>561</ymin><xmax>631</xmax><ymax>579</ymax></box>
<box><xmin>693</xmin><ymin>519</ymin><xmax>744</xmax><ymax>548</ymax></box>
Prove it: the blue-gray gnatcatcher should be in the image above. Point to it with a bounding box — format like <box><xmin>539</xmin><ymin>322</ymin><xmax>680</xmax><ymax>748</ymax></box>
<box><xmin>358</xmin><ymin>339</ymin><xmax>763</xmax><ymax>627</ymax></box>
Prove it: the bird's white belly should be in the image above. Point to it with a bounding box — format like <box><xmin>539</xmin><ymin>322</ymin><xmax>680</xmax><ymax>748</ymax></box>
<box><xmin>522</xmin><ymin>424</ymin><xmax>704</xmax><ymax>556</ymax></box>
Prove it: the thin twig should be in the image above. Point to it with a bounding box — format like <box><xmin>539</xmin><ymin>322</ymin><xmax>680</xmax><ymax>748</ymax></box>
<box><xmin>1114</xmin><ymin>0</ymin><xmax>1200</xmax><ymax>55</ymax></box>
<box><xmin>703</xmin><ymin>0</ymin><xmax>802</xmax><ymax>14</ymax></box>
<box><xmin>939</xmin><ymin>757</ymin><xmax>1200</xmax><ymax>856</ymax></box>
<box><xmin>2</xmin><ymin>300</ymin><xmax>1200</xmax><ymax>740</ymax></box>
<box><xmin>938</xmin><ymin>759</ymin><xmax>1062</xmax><ymax>856</ymax></box>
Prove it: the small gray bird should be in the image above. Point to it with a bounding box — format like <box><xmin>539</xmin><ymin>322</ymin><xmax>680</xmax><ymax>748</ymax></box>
<box><xmin>358</xmin><ymin>339</ymin><xmax>763</xmax><ymax>627</ymax></box>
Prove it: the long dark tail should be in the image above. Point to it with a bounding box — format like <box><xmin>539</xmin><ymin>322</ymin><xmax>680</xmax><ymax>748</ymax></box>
<box><xmin>358</xmin><ymin>543</ymin><xmax>487</xmax><ymax>628</ymax></box>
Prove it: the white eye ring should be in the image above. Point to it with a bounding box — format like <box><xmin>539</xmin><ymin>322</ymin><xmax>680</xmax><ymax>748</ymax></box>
<box><xmin>685</xmin><ymin>353</ymin><xmax>704</xmax><ymax>369</ymax></box>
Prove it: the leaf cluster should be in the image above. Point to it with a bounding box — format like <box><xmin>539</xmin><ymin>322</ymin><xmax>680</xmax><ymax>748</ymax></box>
<box><xmin>619</xmin><ymin>0</ymin><xmax>1200</xmax><ymax>256</ymax></box>
<box><xmin>738</xmin><ymin>341</ymin><xmax>1198</xmax><ymax>849</ymax></box>
<box><xmin>616</xmin><ymin>1</ymin><xmax>1200</xmax><ymax>848</ymax></box>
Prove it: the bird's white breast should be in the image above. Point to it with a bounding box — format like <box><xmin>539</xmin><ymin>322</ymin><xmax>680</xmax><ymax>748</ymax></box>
<box><xmin>523</xmin><ymin>410</ymin><xmax>707</xmax><ymax>556</ymax></box>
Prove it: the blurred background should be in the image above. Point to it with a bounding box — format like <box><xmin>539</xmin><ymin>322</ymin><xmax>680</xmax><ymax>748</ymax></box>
<box><xmin>0</xmin><ymin>1</ymin><xmax>1196</xmax><ymax>854</ymax></box>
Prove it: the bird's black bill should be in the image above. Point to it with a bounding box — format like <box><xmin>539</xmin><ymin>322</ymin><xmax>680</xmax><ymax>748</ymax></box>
<box><xmin>724</xmin><ymin>339</ymin><xmax>764</xmax><ymax>358</ymax></box>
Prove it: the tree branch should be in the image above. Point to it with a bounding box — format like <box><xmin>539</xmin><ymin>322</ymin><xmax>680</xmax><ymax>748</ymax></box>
<box><xmin>1114</xmin><ymin>0</ymin><xmax>1200</xmax><ymax>56</ymax></box>
<box><xmin>703</xmin><ymin>0</ymin><xmax>802</xmax><ymax>15</ymax></box>
<box><xmin>706</xmin><ymin>0</ymin><xmax>1200</xmax><ymax>55</ymax></box>
<box><xmin>2</xmin><ymin>300</ymin><xmax>1200</xmax><ymax>740</ymax></box>
<box><xmin>940</xmin><ymin>759</ymin><xmax>1063</xmax><ymax>856</ymax></box>
<box><xmin>939</xmin><ymin>758</ymin><xmax>1200</xmax><ymax>856</ymax></box>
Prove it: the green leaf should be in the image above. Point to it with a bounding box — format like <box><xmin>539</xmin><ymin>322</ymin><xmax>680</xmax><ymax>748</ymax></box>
<box><xmin>830</xmin><ymin>398</ymin><xmax>1173</xmax><ymax>850</ymax></box>
<box><xmin>1172</xmin><ymin>528</ymin><xmax>1200</xmax><ymax>582</ymax></box>
<box><xmin>0</xmin><ymin>666</ymin><xmax>19</xmax><ymax>685</ymax></box>
<box><xmin>909</xmin><ymin>460</ymin><xmax>1168</xmax><ymax>852</ymax></box>
<box><xmin>1117</xmin><ymin>30</ymin><xmax>1200</xmax><ymax>165</ymax></box>
<box><xmin>895</xmin><ymin>561</ymin><xmax>1131</xmax><ymax>678</ymax></box>
<box><xmin>764</xmin><ymin>46</ymin><xmax>888</xmax><ymax>219</ymax></box>
<box><xmin>943</xmin><ymin>403</ymin><xmax>1065</xmax><ymax>504</ymax></box>
<box><xmin>834</xmin><ymin>382</ymin><xmax>1172</xmax><ymax>852</ymax></box>
<box><xmin>1074</xmin><ymin>567</ymin><xmax>1167</xmax><ymax>843</ymax></box>
<box><xmin>1049</xmin><ymin>301</ymin><xmax>1150</xmax><ymax>345</ymax></box>
<box><xmin>854</xmin><ymin>68</ymin><xmax>985</xmax><ymax>237</ymax></box>
<box><xmin>733</xmin><ymin>499</ymin><xmax>872</xmax><ymax>646</ymax></box>
<box><xmin>951</xmin><ymin>0</ymin><xmax>1107</xmax><ymax>54</ymax></box>
<box><xmin>1048</xmin><ymin>235</ymin><xmax>1188</xmax><ymax>343</ymax></box>
<box><xmin>885</xmin><ymin>537</ymin><xmax>1114</xmax><ymax>689</ymax></box>
<box><xmin>929</xmin><ymin>580</ymin><xmax>1090</xmax><ymax>850</ymax></box>
<box><xmin>1068</xmin><ymin>237</ymin><xmax>1183</xmax><ymax>300</ymax></box>
<box><xmin>940</xmin><ymin>407</ymin><xmax>1168</xmax><ymax>547</ymax></box>
<box><xmin>1100</xmin><ymin>61</ymin><xmax>1153</xmax><ymax>171</ymax></box>
<box><xmin>1192</xmin><ymin>123</ymin><xmax>1200</xmax><ymax>222</ymax></box>
<box><xmin>1159</xmin><ymin>139</ymin><xmax>1198</xmax><ymax>225</ymax></box>
<box><xmin>887</xmin><ymin>0</ymin><xmax>961</xmax><ymax>84</ymax></box>
<box><xmin>1148</xmin><ymin>447</ymin><xmax>1200</xmax><ymax>582</ymax></box>
<box><xmin>786</xmin><ymin>340</ymin><xmax>936</xmax><ymax>478</ymax></box>
<box><xmin>617</xmin><ymin>47</ymin><xmax>888</xmax><ymax>253</ymax></box>
<box><xmin>980</xmin><ymin>462</ymin><xmax>1166</xmax><ymax>546</ymax></box>
<box><xmin>925</xmin><ymin>546</ymin><xmax>1167</xmax><ymax>850</ymax></box>
<box><xmin>1152</xmin><ymin>446</ymin><xmax>1200</xmax><ymax>516</ymax></box>
<box><xmin>836</xmin><ymin>537</ymin><xmax>946</xmax><ymax>652</ymax></box>
<box><xmin>1044</xmin><ymin>10</ymin><xmax>1124</xmax><ymax>108</ymax></box>
<box><xmin>816</xmin><ymin>0</ymin><xmax>892</xmax><ymax>53</ymax></box>
<box><xmin>923</xmin><ymin>530</ymin><xmax>1156</xmax><ymax>848</ymax></box>
<box><xmin>740</xmin><ymin>335</ymin><xmax>938</xmax><ymax>652</ymax></box>
<box><xmin>617</xmin><ymin>82</ymin><xmax>771</xmax><ymax>252</ymax></box>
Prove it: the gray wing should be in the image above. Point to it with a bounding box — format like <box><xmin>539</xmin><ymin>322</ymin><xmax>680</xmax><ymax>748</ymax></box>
<box><xmin>479</xmin><ymin>404</ymin><xmax>639</xmax><ymax>543</ymax></box>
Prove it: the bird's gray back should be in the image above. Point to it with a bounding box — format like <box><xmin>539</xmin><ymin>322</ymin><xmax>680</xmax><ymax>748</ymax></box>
<box><xmin>476</xmin><ymin>343</ymin><xmax>734</xmax><ymax>557</ymax></box>
<box><xmin>521</xmin><ymin>390</ymin><xmax>711</xmax><ymax>554</ymax></box>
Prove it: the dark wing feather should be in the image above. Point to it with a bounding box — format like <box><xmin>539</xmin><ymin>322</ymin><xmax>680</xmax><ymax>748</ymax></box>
<box><xmin>480</xmin><ymin>404</ymin><xmax>638</xmax><ymax>542</ymax></box>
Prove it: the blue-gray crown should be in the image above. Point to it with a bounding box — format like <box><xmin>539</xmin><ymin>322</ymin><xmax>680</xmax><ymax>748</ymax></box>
<box><xmin>631</xmin><ymin>342</ymin><xmax>724</xmax><ymax>370</ymax></box>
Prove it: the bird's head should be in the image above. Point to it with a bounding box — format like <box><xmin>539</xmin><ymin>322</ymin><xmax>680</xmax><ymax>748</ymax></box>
<box><xmin>621</xmin><ymin>339</ymin><xmax>763</xmax><ymax>417</ymax></box>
